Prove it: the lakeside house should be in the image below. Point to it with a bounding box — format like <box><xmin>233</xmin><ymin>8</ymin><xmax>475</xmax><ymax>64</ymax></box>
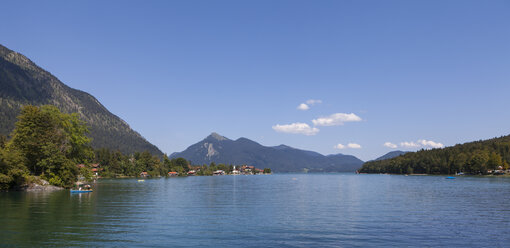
<box><xmin>163</xmin><ymin>165</ymin><xmax>270</xmax><ymax>177</ymax></box>
<box><xmin>76</xmin><ymin>163</ymin><xmax>102</xmax><ymax>178</ymax></box>
<box><xmin>140</xmin><ymin>171</ymin><xmax>149</xmax><ymax>178</ymax></box>
<box><xmin>91</xmin><ymin>163</ymin><xmax>101</xmax><ymax>176</ymax></box>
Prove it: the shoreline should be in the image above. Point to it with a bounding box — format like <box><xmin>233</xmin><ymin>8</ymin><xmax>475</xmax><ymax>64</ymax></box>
<box><xmin>359</xmin><ymin>173</ymin><xmax>510</xmax><ymax>177</ymax></box>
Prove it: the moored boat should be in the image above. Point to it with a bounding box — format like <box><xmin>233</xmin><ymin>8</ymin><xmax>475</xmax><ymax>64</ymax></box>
<box><xmin>71</xmin><ymin>183</ymin><xmax>93</xmax><ymax>193</ymax></box>
<box><xmin>70</xmin><ymin>189</ymin><xmax>93</xmax><ymax>193</ymax></box>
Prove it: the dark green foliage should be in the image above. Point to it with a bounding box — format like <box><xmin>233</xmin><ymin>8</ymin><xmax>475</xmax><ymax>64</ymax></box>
<box><xmin>360</xmin><ymin>135</ymin><xmax>510</xmax><ymax>175</ymax></box>
<box><xmin>0</xmin><ymin>134</ymin><xmax>6</xmax><ymax>148</ymax></box>
<box><xmin>93</xmin><ymin>148</ymin><xmax>166</xmax><ymax>177</ymax></box>
<box><xmin>0</xmin><ymin>44</ymin><xmax>162</xmax><ymax>156</ymax></box>
<box><xmin>0</xmin><ymin>148</ymin><xmax>28</xmax><ymax>190</ymax></box>
<box><xmin>90</xmin><ymin>150</ymin><xmax>269</xmax><ymax>177</ymax></box>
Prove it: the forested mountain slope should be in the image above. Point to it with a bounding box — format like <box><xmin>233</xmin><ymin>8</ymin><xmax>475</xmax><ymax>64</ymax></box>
<box><xmin>360</xmin><ymin>135</ymin><xmax>510</xmax><ymax>174</ymax></box>
<box><xmin>0</xmin><ymin>44</ymin><xmax>162</xmax><ymax>156</ymax></box>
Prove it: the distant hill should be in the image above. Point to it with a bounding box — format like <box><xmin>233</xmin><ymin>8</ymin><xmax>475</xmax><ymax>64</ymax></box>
<box><xmin>170</xmin><ymin>132</ymin><xmax>364</xmax><ymax>172</ymax></box>
<box><xmin>0</xmin><ymin>44</ymin><xmax>162</xmax><ymax>156</ymax></box>
<box><xmin>360</xmin><ymin>135</ymin><xmax>510</xmax><ymax>174</ymax></box>
<box><xmin>374</xmin><ymin>151</ymin><xmax>408</xmax><ymax>161</ymax></box>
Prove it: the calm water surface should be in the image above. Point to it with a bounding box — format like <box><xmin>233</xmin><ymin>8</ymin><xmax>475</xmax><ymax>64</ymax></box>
<box><xmin>1</xmin><ymin>174</ymin><xmax>509</xmax><ymax>247</ymax></box>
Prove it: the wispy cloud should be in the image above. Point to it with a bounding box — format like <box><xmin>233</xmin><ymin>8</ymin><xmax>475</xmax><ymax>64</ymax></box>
<box><xmin>398</xmin><ymin>139</ymin><xmax>444</xmax><ymax>149</ymax></box>
<box><xmin>312</xmin><ymin>113</ymin><xmax>362</xmax><ymax>126</ymax></box>
<box><xmin>383</xmin><ymin>142</ymin><xmax>398</xmax><ymax>149</ymax></box>
<box><xmin>297</xmin><ymin>99</ymin><xmax>322</xmax><ymax>111</ymax></box>
<box><xmin>272</xmin><ymin>122</ymin><xmax>319</xmax><ymax>136</ymax></box>
<box><xmin>306</xmin><ymin>99</ymin><xmax>322</xmax><ymax>105</ymax></box>
<box><xmin>335</xmin><ymin>143</ymin><xmax>362</xmax><ymax>149</ymax></box>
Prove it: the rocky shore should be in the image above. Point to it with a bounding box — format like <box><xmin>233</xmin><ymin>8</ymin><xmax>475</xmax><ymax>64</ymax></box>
<box><xmin>14</xmin><ymin>178</ymin><xmax>64</xmax><ymax>192</ymax></box>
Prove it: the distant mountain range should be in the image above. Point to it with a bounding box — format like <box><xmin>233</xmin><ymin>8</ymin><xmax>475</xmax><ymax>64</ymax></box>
<box><xmin>373</xmin><ymin>150</ymin><xmax>408</xmax><ymax>161</ymax></box>
<box><xmin>170</xmin><ymin>132</ymin><xmax>364</xmax><ymax>172</ymax></box>
<box><xmin>0</xmin><ymin>44</ymin><xmax>162</xmax><ymax>156</ymax></box>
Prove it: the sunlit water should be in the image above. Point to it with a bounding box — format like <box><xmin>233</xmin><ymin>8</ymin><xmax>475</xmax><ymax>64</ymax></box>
<box><xmin>1</xmin><ymin>174</ymin><xmax>509</xmax><ymax>247</ymax></box>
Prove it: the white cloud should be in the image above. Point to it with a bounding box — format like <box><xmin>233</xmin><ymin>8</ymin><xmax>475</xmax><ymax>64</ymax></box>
<box><xmin>334</xmin><ymin>143</ymin><xmax>361</xmax><ymax>149</ymax></box>
<box><xmin>306</xmin><ymin>99</ymin><xmax>322</xmax><ymax>105</ymax></box>
<box><xmin>334</xmin><ymin>144</ymin><xmax>346</xmax><ymax>149</ymax></box>
<box><xmin>400</xmin><ymin>141</ymin><xmax>421</xmax><ymax>148</ymax></box>
<box><xmin>272</xmin><ymin>122</ymin><xmax>319</xmax><ymax>136</ymax></box>
<box><xmin>383</xmin><ymin>142</ymin><xmax>398</xmax><ymax>149</ymax></box>
<box><xmin>400</xmin><ymin>139</ymin><xmax>444</xmax><ymax>149</ymax></box>
<box><xmin>297</xmin><ymin>99</ymin><xmax>322</xmax><ymax>111</ymax></box>
<box><xmin>312</xmin><ymin>113</ymin><xmax>362</xmax><ymax>126</ymax></box>
<box><xmin>297</xmin><ymin>103</ymin><xmax>310</xmax><ymax>111</ymax></box>
<box><xmin>418</xmin><ymin>139</ymin><xmax>444</xmax><ymax>148</ymax></box>
<box><xmin>347</xmin><ymin>143</ymin><xmax>362</xmax><ymax>149</ymax></box>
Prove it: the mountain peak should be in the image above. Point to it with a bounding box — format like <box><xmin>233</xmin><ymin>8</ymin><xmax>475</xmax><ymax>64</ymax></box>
<box><xmin>373</xmin><ymin>150</ymin><xmax>408</xmax><ymax>161</ymax></box>
<box><xmin>329</xmin><ymin>153</ymin><xmax>344</xmax><ymax>156</ymax></box>
<box><xmin>207</xmin><ymin>132</ymin><xmax>228</xmax><ymax>141</ymax></box>
<box><xmin>171</xmin><ymin>135</ymin><xmax>363</xmax><ymax>172</ymax></box>
<box><xmin>273</xmin><ymin>144</ymin><xmax>292</xmax><ymax>150</ymax></box>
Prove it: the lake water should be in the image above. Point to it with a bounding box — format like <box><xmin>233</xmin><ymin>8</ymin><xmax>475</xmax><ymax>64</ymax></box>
<box><xmin>1</xmin><ymin>174</ymin><xmax>509</xmax><ymax>247</ymax></box>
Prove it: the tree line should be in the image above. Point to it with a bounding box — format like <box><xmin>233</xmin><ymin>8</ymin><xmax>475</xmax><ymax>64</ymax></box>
<box><xmin>95</xmin><ymin>149</ymin><xmax>270</xmax><ymax>177</ymax></box>
<box><xmin>360</xmin><ymin>135</ymin><xmax>510</xmax><ymax>175</ymax></box>
<box><xmin>0</xmin><ymin>105</ymin><xmax>173</xmax><ymax>190</ymax></box>
<box><xmin>0</xmin><ymin>105</ymin><xmax>271</xmax><ymax>190</ymax></box>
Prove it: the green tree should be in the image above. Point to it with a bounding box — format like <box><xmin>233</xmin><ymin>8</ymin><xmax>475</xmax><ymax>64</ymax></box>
<box><xmin>0</xmin><ymin>147</ymin><xmax>28</xmax><ymax>190</ymax></box>
<box><xmin>487</xmin><ymin>152</ymin><xmax>503</xmax><ymax>170</ymax></box>
<box><xmin>0</xmin><ymin>134</ymin><xmax>7</xmax><ymax>149</ymax></box>
<box><xmin>6</xmin><ymin>105</ymin><xmax>93</xmax><ymax>187</ymax></box>
<box><xmin>468</xmin><ymin>152</ymin><xmax>489</xmax><ymax>174</ymax></box>
<box><xmin>174</xmin><ymin>158</ymin><xmax>189</xmax><ymax>171</ymax></box>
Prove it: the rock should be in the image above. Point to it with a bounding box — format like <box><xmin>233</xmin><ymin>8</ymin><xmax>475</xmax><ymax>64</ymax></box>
<box><xmin>21</xmin><ymin>178</ymin><xmax>64</xmax><ymax>192</ymax></box>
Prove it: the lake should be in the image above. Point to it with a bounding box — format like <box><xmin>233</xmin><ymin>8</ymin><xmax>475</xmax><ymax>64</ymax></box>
<box><xmin>1</xmin><ymin>174</ymin><xmax>509</xmax><ymax>247</ymax></box>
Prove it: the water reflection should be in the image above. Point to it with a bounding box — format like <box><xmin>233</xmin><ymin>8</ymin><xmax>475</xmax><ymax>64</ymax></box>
<box><xmin>1</xmin><ymin>174</ymin><xmax>509</xmax><ymax>247</ymax></box>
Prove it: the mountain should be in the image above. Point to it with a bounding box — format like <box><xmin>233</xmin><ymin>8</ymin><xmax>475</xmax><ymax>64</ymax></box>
<box><xmin>170</xmin><ymin>132</ymin><xmax>364</xmax><ymax>172</ymax></box>
<box><xmin>373</xmin><ymin>151</ymin><xmax>408</xmax><ymax>161</ymax></box>
<box><xmin>0</xmin><ymin>44</ymin><xmax>162</xmax><ymax>156</ymax></box>
<box><xmin>360</xmin><ymin>135</ymin><xmax>510</xmax><ymax>174</ymax></box>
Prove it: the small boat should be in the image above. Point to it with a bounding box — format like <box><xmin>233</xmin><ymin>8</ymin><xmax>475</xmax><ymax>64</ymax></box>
<box><xmin>138</xmin><ymin>179</ymin><xmax>145</xmax><ymax>182</ymax></box>
<box><xmin>71</xmin><ymin>184</ymin><xmax>92</xmax><ymax>193</ymax></box>
<box><xmin>445</xmin><ymin>176</ymin><xmax>456</xmax><ymax>179</ymax></box>
<box><xmin>70</xmin><ymin>189</ymin><xmax>93</xmax><ymax>193</ymax></box>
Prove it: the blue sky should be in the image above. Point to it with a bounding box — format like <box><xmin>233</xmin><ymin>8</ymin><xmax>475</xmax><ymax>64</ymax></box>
<box><xmin>1</xmin><ymin>0</ymin><xmax>509</xmax><ymax>160</ymax></box>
